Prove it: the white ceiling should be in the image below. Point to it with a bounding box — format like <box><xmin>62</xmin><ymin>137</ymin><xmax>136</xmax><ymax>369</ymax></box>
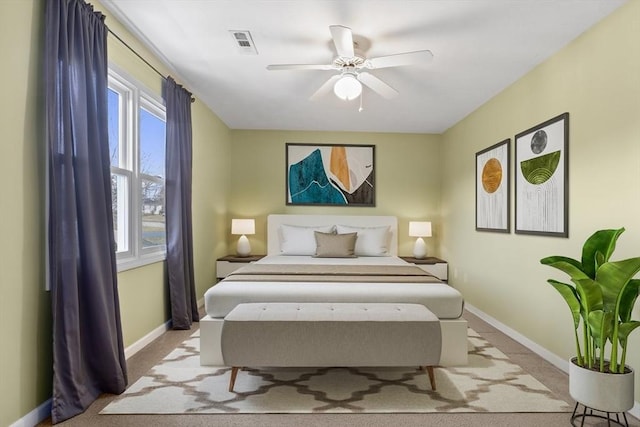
<box><xmin>100</xmin><ymin>0</ymin><xmax>625</xmax><ymax>134</ymax></box>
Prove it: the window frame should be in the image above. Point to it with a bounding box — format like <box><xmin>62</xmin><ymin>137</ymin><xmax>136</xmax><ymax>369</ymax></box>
<box><xmin>108</xmin><ymin>65</ymin><xmax>167</xmax><ymax>272</ymax></box>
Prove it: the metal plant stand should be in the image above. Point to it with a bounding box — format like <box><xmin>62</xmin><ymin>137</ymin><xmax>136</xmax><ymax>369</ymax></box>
<box><xmin>571</xmin><ymin>402</ymin><xmax>629</xmax><ymax>427</ymax></box>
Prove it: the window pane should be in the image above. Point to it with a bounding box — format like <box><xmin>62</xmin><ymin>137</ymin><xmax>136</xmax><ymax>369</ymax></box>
<box><xmin>139</xmin><ymin>107</ymin><xmax>166</xmax><ymax>178</ymax></box>
<box><xmin>108</xmin><ymin>88</ymin><xmax>120</xmax><ymax>167</ymax></box>
<box><xmin>111</xmin><ymin>173</ymin><xmax>129</xmax><ymax>253</ymax></box>
<box><xmin>141</xmin><ymin>178</ymin><xmax>165</xmax><ymax>248</ymax></box>
<box><xmin>109</xmin><ymin>69</ymin><xmax>168</xmax><ymax>270</ymax></box>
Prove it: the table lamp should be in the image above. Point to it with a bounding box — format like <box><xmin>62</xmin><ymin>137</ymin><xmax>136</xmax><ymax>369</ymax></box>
<box><xmin>409</xmin><ymin>221</ymin><xmax>432</xmax><ymax>259</ymax></box>
<box><xmin>231</xmin><ymin>218</ymin><xmax>255</xmax><ymax>257</ymax></box>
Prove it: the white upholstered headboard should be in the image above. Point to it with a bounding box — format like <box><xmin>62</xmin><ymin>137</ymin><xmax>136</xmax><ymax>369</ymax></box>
<box><xmin>267</xmin><ymin>214</ymin><xmax>398</xmax><ymax>256</ymax></box>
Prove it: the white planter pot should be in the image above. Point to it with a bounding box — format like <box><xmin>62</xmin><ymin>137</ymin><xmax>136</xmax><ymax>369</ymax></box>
<box><xmin>569</xmin><ymin>358</ymin><xmax>635</xmax><ymax>413</ymax></box>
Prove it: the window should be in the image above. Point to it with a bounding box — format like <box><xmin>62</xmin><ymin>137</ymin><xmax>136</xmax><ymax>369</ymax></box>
<box><xmin>108</xmin><ymin>67</ymin><xmax>166</xmax><ymax>270</ymax></box>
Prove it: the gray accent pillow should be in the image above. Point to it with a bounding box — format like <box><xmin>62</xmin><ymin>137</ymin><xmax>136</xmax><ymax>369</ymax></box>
<box><xmin>314</xmin><ymin>231</ymin><xmax>357</xmax><ymax>258</ymax></box>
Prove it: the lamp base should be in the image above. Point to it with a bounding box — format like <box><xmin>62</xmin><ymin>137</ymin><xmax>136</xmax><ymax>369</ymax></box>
<box><xmin>413</xmin><ymin>237</ymin><xmax>427</xmax><ymax>259</ymax></box>
<box><xmin>236</xmin><ymin>235</ymin><xmax>251</xmax><ymax>257</ymax></box>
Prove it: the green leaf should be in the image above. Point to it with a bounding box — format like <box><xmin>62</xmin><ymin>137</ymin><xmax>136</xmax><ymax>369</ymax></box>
<box><xmin>618</xmin><ymin>279</ymin><xmax>640</xmax><ymax>323</ymax></box>
<box><xmin>547</xmin><ymin>280</ymin><xmax>581</xmax><ymax>329</ymax></box>
<box><xmin>540</xmin><ymin>256</ymin><xmax>589</xmax><ymax>281</ymax></box>
<box><xmin>618</xmin><ymin>321</ymin><xmax>640</xmax><ymax>343</ymax></box>
<box><xmin>581</xmin><ymin>228</ymin><xmax>625</xmax><ymax>278</ymax></box>
<box><xmin>574</xmin><ymin>277</ymin><xmax>604</xmax><ymax>316</ymax></box>
<box><xmin>596</xmin><ymin>258</ymin><xmax>640</xmax><ymax>313</ymax></box>
<box><xmin>588</xmin><ymin>310</ymin><xmax>612</xmax><ymax>349</ymax></box>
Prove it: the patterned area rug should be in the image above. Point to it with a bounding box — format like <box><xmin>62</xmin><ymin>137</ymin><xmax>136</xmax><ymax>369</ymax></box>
<box><xmin>101</xmin><ymin>329</ymin><xmax>571</xmax><ymax>414</ymax></box>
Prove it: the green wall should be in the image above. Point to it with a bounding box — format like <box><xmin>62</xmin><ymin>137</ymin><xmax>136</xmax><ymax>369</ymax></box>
<box><xmin>1</xmin><ymin>1</ymin><xmax>231</xmax><ymax>425</ymax></box>
<box><xmin>440</xmin><ymin>0</ymin><xmax>640</xmax><ymax>405</ymax></box>
<box><xmin>229</xmin><ymin>130</ymin><xmax>442</xmax><ymax>256</ymax></box>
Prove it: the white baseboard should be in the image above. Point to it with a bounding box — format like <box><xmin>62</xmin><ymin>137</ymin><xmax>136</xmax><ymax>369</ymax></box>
<box><xmin>9</xmin><ymin>399</ymin><xmax>51</xmax><ymax>427</ymax></box>
<box><xmin>464</xmin><ymin>304</ymin><xmax>570</xmax><ymax>372</ymax></box>
<box><xmin>12</xmin><ymin>319</ymin><xmax>172</xmax><ymax>427</ymax></box>
<box><xmin>465</xmin><ymin>303</ymin><xmax>640</xmax><ymax>420</ymax></box>
<box><xmin>124</xmin><ymin>319</ymin><xmax>172</xmax><ymax>359</ymax></box>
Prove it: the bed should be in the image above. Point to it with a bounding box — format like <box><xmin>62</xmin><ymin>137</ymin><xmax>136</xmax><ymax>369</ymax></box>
<box><xmin>200</xmin><ymin>214</ymin><xmax>468</xmax><ymax>366</ymax></box>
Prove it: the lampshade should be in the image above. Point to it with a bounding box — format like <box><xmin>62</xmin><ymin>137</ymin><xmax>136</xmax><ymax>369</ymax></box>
<box><xmin>409</xmin><ymin>221</ymin><xmax>432</xmax><ymax>237</ymax></box>
<box><xmin>231</xmin><ymin>219</ymin><xmax>255</xmax><ymax>257</ymax></box>
<box><xmin>231</xmin><ymin>219</ymin><xmax>255</xmax><ymax>235</ymax></box>
<box><xmin>334</xmin><ymin>74</ymin><xmax>362</xmax><ymax>100</ymax></box>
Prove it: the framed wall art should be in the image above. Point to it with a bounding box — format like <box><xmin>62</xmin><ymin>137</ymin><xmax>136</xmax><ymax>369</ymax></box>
<box><xmin>286</xmin><ymin>143</ymin><xmax>375</xmax><ymax>207</ymax></box>
<box><xmin>476</xmin><ymin>139</ymin><xmax>510</xmax><ymax>233</ymax></box>
<box><xmin>515</xmin><ymin>112</ymin><xmax>569</xmax><ymax>237</ymax></box>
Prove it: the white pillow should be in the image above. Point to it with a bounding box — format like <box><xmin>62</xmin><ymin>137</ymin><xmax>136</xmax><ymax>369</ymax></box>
<box><xmin>335</xmin><ymin>225</ymin><xmax>390</xmax><ymax>256</ymax></box>
<box><xmin>280</xmin><ymin>224</ymin><xmax>335</xmax><ymax>255</ymax></box>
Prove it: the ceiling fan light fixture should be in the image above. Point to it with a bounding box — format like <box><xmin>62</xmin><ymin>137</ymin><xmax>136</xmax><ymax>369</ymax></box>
<box><xmin>333</xmin><ymin>74</ymin><xmax>362</xmax><ymax>100</ymax></box>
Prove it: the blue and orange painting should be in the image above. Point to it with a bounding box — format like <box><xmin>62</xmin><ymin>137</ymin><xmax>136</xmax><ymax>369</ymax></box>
<box><xmin>286</xmin><ymin>143</ymin><xmax>375</xmax><ymax>206</ymax></box>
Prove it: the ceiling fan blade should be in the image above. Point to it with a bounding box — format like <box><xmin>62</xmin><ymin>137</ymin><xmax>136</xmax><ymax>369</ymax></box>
<box><xmin>366</xmin><ymin>50</ymin><xmax>434</xmax><ymax>69</ymax></box>
<box><xmin>310</xmin><ymin>74</ymin><xmax>342</xmax><ymax>100</ymax></box>
<box><xmin>357</xmin><ymin>72</ymin><xmax>398</xmax><ymax>99</ymax></box>
<box><xmin>329</xmin><ymin>25</ymin><xmax>355</xmax><ymax>58</ymax></box>
<box><xmin>267</xmin><ymin>64</ymin><xmax>334</xmax><ymax>71</ymax></box>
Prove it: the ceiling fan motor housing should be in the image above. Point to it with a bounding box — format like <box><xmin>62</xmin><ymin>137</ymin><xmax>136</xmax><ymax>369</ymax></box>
<box><xmin>333</xmin><ymin>54</ymin><xmax>365</xmax><ymax>69</ymax></box>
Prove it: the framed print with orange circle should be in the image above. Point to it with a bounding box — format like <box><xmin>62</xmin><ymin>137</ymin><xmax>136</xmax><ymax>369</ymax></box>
<box><xmin>476</xmin><ymin>139</ymin><xmax>510</xmax><ymax>233</ymax></box>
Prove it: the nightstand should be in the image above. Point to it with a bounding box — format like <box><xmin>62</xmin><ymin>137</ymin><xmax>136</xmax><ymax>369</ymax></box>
<box><xmin>216</xmin><ymin>254</ymin><xmax>265</xmax><ymax>280</ymax></box>
<box><xmin>400</xmin><ymin>256</ymin><xmax>448</xmax><ymax>282</ymax></box>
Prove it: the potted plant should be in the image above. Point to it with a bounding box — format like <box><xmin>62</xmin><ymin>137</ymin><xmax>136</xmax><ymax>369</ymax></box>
<box><xmin>540</xmin><ymin>228</ymin><xmax>640</xmax><ymax>414</ymax></box>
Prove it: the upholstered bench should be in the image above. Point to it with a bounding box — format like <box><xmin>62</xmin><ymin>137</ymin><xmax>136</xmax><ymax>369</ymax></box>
<box><xmin>221</xmin><ymin>302</ymin><xmax>442</xmax><ymax>392</ymax></box>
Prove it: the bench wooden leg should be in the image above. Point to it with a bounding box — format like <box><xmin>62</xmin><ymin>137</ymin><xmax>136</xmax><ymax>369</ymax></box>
<box><xmin>422</xmin><ymin>366</ymin><xmax>437</xmax><ymax>390</ymax></box>
<box><xmin>229</xmin><ymin>367</ymin><xmax>239</xmax><ymax>392</ymax></box>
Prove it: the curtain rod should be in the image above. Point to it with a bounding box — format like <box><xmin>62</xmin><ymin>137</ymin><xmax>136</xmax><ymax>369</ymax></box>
<box><xmin>107</xmin><ymin>27</ymin><xmax>195</xmax><ymax>103</ymax></box>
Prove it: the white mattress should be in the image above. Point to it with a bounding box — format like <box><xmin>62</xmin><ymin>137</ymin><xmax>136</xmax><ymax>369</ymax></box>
<box><xmin>205</xmin><ymin>255</ymin><xmax>464</xmax><ymax>320</ymax></box>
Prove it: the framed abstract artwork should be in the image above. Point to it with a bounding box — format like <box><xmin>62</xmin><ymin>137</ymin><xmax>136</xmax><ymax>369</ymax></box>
<box><xmin>515</xmin><ymin>112</ymin><xmax>569</xmax><ymax>237</ymax></box>
<box><xmin>476</xmin><ymin>139</ymin><xmax>510</xmax><ymax>233</ymax></box>
<box><xmin>286</xmin><ymin>143</ymin><xmax>375</xmax><ymax>206</ymax></box>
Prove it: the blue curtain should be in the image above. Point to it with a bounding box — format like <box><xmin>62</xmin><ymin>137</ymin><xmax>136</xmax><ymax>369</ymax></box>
<box><xmin>45</xmin><ymin>0</ymin><xmax>127</xmax><ymax>422</ymax></box>
<box><xmin>164</xmin><ymin>77</ymin><xmax>198</xmax><ymax>329</ymax></box>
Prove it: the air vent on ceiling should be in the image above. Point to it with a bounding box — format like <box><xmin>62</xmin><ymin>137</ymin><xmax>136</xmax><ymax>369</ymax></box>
<box><xmin>229</xmin><ymin>30</ymin><xmax>258</xmax><ymax>55</ymax></box>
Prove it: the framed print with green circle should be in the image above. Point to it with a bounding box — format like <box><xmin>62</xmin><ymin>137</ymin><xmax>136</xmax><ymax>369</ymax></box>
<box><xmin>515</xmin><ymin>113</ymin><xmax>569</xmax><ymax>237</ymax></box>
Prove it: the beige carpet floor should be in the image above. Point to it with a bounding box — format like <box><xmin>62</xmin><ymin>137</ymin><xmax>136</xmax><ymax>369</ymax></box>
<box><xmin>100</xmin><ymin>328</ymin><xmax>571</xmax><ymax>414</ymax></box>
<box><xmin>39</xmin><ymin>310</ymin><xmax>640</xmax><ymax>426</ymax></box>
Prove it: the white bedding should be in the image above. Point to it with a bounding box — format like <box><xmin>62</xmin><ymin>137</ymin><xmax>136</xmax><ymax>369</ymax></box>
<box><xmin>204</xmin><ymin>255</ymin><xmax>464</xmax><ymax>320</ymax></box>
<box><xmin>257</xmin><ymin>255</ymin><xmax>409</xmax><ymax>266</ymax></box>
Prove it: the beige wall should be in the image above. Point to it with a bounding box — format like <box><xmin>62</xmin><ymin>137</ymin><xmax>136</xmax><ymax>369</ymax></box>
<box><xmin>1</xmin><ymin>1</ymin><xmax>231</xmax><ymax>425</ymax></box>
<box><xmin>1</xmin><ymin>1</ymin><xmax>50</xmax><ymax>425</ymax></box>
<box><xmin>229</xmin><ymin>130</ymin><xmax>442</xmax><ymax>256</ymax></box>
<box><xmin>441</xmin><ymin>0</ymin><xmax>640</xmax><ymax>405</ymax></box>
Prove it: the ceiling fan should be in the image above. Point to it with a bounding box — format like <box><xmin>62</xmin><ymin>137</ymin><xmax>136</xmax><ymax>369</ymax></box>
<box><xmin>266</xmin><ymin>25</ymin><xmax>434</xmax><ymax>102</ymax></box>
